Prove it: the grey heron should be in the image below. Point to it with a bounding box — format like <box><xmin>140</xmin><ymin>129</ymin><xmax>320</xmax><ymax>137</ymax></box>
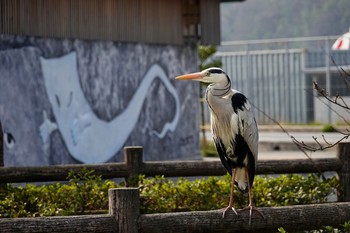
<box><xmin>176</xmin><ymin>67</ymin><xmax>263</xmax><ymax>223</ymax></box>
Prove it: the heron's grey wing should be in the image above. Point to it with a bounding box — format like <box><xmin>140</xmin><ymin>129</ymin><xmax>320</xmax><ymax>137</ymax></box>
<box><xmin>230</xmin><ymin>91</ymin><xmax>258</xmax><ymax>162</ymax></box>
<box><xmin>237</xmin><ymin>99</ymin><xmax>259</xmax><ymax>162</ymax></box>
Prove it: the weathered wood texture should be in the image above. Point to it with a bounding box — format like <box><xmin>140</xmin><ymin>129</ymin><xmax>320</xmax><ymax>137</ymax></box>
<box><xmin>0</xmin><ymin>0</ymin><xmax>230</xmax><ymax>45</ymax></box>
<box><xmin>338</xmin><ymin>142</ymin><xmax>350</xmax><ymax>201</ymax></box>
<box><xmin>0</xmin><ymin>0</ymin><xmax>184</xmax><ymax>44</ymax></box>
<box><xmin>0</xmin><ymin>163</ymin><xmax>128</xmax><ymax>183</ymax></box>
<box><xmin>125</xmin><ymin>146</ymin><xmax>143</xmax><ymax>186</ymax></box>
<box><xmin>109</xmin><ymin>188</ymin><xmax>139</xmax><ymax>233</ymax></box>
<box><xmin>0</xmin><ymin>215</ymin><xmax>117</xmax><ymax>233</ymax></box>
<box><xmin>140</xmin><ymin>202</ymin><xmax>350</xmax><ymax>233</ymax></box>
<box><xmin>200</xmin><ymin>0</ymin><xmax>220</xmax><ymax>45</ymax></box>
<box><xmin>1</xmin><ymin>187</ymin><xmax>349</xmax><ymax>233</ymax></box>
<box><xmin>0</xmin><ymin>147</ymin><xmax>344</xmax><ymax>183</ymax></box>
<box><xmin>143</xmin><ymin>157</ymin><xmax>342</xmax><ymax>177</ymax></box>
<box><xmin>0</xmin><ymin>158</ymin><xmax>341</xmax><ymax>183</ymax></box>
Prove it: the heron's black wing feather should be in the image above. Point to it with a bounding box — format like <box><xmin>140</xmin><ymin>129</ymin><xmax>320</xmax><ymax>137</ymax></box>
<box><xmin>214</xmin><ymin>138</ymin><xmax>233</xmax><ymax>176</ymax></box>
<box><xmin>231</xmin><ymin>92</ymin><xmax>247</xmax><ymax>114</ymax></box>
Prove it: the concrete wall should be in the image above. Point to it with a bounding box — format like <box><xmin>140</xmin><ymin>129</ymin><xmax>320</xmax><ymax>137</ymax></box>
<box><xmin>0</xmin><ymin>35</ymin><xmax>200</xmax><ymax>166</ymax></box>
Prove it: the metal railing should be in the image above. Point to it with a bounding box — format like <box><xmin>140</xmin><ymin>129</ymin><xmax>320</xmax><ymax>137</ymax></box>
<box><xmin>214</xmin><ymin>35</ymin><xmax>350</xmax><ymax>124</ymax></box>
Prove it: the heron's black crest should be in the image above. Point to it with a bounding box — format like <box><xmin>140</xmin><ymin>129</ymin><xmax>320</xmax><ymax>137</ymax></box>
<box><xmin>231</xmin><ymin>93</ymin><xmax>247</xmax><ymax>113</ymax></box>
<box><xmin>208</xmin><ymin>68</ymin><xmax>224</xmax><ymax>74</ymax></box>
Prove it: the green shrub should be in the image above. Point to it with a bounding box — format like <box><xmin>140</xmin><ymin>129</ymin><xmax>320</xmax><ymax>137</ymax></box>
<box><xmin>278</xmin><ymin>220</ymin><xmax>350</xmax><ymax>233</ymax></box>
<box><xmin>139</xmin><ymin>175</ymin><xmax>230</xmax><ymax>213</ymax></box>
<box><xmin>322</xmin><ymin>124</ymin><xmax>335</xmax><ymax>132</ymax></box>
<box><xmin>139</xmin><ymin>174</ymin><xmax>339</xmax><ymax>214</ymax></box>
<box><xmin>0</xmin><ymin>169</ymin><xmax>340</xmax><ymax>218</ymax></box>
<box><xmin>0</xmin><ymin>168</ymin><xmax>119</xmax><ymax>217</ymax></box>
<box><xmin>253</xmin><ymin>174</ymin><xmax>339</xmax><ymax>207</ymax></box>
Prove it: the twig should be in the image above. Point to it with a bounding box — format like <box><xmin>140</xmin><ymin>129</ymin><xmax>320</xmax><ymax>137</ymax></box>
<box><xmin>250</xmin><ymin>103</ymin><xmax>324</xmax><ymax>176</ymax></box>
<box><xmin>322</xmin><ymin>135</ymin><xmax>332</xmax><ymax>146</ymax></box>
<box><xmin>312</xmin><ymin>82</ymin><xmax>350</xmax><ymax>125</ymax></box>
<box><xmin>313</xmin><ymin>81</ymin><xmax>350</xmax><ymax>111</ymax></box>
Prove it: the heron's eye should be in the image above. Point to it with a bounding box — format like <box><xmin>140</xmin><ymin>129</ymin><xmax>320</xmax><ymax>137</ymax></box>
<box><xmin>206</xmin><ymin>71</ymin><xmax>210</xmax><ymax>76</ymax></box>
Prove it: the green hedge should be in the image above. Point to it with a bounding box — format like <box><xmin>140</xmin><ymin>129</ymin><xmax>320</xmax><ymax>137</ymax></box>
<box><xmin>139</xmin><ymin>173</ymin><xmax>339</xmax><ymax>214</ymax></box>
<box><xmin>0</xmin><ymin>168</ymin><xmax>340</xmax><ymax>218</ymax></box>
<box><xmin>278</xmin><ymin>221</ymin><xmax>350</xmax><ymax>233</ymax></box>
<box><xmin>0</xmin><ymin>168</ymin><xmax>118</xmax><ymax>217</ymax></box>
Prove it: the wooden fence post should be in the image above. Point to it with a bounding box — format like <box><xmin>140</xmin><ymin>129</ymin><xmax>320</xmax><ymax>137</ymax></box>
<box><xmin>109</xmin><ymin>188</ymin><xmax>140</xmax><ymax>233</ymax></box>
<box><xmin>124</xmin><ymin>146</ymin><xmax>143</xmax><ymax>187</ymax></box>
<box><xmin>337</xmin><ymin>142</ymin><xmax>350</xmax><ymax>202</ymax></box>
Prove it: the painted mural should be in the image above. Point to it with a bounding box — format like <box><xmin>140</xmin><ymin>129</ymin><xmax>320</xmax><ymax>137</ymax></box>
<box><xmin>0</xmin><ymin>35</ymin><xmax>200</xmax><ymax>166</ymax></box>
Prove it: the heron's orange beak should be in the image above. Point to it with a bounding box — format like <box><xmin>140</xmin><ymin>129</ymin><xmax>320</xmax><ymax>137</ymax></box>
<box><xmin>175</xmin><ymin>72</ymin><xmax>203</xmax><ymax>80</ymax></box>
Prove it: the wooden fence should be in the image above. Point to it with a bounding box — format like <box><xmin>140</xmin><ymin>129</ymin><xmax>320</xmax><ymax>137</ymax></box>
<box><xmin>1</xmin><ymin>188</ymin><xmax>350</xmax><ymax>233</ymax></box>
<box><xmin>0</xmin><ymin>144</ymin><xmax>350</xmax><ymax>232</ymax></box>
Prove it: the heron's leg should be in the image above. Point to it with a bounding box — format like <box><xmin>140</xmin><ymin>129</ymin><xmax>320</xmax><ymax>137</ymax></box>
<box><xmin>239</xmin><ymin>167</ymin><xmax>264</xmax><ymax>224</ymax></box>
<box><xmin>222</xmin><ymin>168</ymin><xmax>238</xmax><ymax>218</ymax></box>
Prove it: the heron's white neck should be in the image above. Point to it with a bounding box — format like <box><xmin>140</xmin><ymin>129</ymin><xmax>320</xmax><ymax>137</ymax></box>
<box><xmin>208</xmin><ymin>79</ymin><xmax>231</xmax><ymax>97</ymax></box>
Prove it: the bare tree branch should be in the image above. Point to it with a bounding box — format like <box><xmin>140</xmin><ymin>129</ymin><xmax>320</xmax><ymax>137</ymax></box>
<box><xmin>250</xmin><ymin>103</ymin><xmax>325</xmax><ymax>175</ymax></box>
<box><xmin>313</xmin><ymin>81</ymin><xmax>350</xmax><ymax>111</ymax></box>
<box><xmin>305</xmin><ymin>87</ymin><xmax>350</xmax><ymax>125</ymax></box>
<box><xmin>322</xmin><ymin>135</ymin><xmax>332</xmax><ymax>146</ymax></box>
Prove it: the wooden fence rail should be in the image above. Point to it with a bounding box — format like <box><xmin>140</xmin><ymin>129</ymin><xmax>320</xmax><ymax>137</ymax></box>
<box><xmin>0</xmin><ymin>215</ymin><xmax>117</xmax><ymax>233</ymax></box>
<box><xmin>0</xmin><ymin>147</ymin><xmax>345</xmax><ymax>178</ymax></box>
<box><xmin>140</xmin><ymin>200</ymin><xmax>350</xmax><ymax>233</ymax></box>
<box><xmin>0</xmin><ymin>156</ymin><xmax>342</xmax><ymax>182</ymax></box>
<box><xmin>0</xmin><ymin>145</ymin><xmax>349</xmax><ymax>201</ymax></box>
<box><xmin>1</xmin><ymin>188</ymin><xmax>350</xmax><ymax>233</ymax></box>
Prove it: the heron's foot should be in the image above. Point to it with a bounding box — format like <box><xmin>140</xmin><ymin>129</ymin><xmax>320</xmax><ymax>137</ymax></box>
<box><xmin>222</xmin><ymin>205</ymin><xmax>238</xmax><ymax>218</ymax></box>
<box><xmin>239</xmin><ymin>204</ymin><xmax>265</xmax><ymax>225</ymax></box>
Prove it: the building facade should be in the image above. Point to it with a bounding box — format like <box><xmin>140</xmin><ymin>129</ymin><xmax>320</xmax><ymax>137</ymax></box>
<box><xmin>0</xmin><ymin>0</ymin><xmax>242</xmax><ymax>166</ymax></box>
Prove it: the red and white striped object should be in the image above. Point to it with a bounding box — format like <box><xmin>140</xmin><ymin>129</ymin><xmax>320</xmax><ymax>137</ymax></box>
<box><xmin>332</xmin><ymin>31</ymin><xmax>350</xmax><ymax>50</ymax></box>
